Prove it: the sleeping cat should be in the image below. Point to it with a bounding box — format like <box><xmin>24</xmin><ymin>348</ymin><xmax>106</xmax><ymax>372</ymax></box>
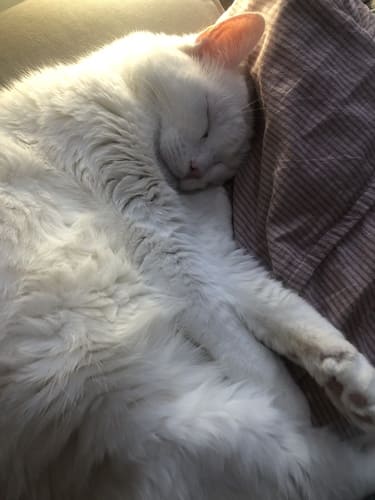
<box><xmin>0</xmin><ymin>11</ymin><xmax>375</xmax><ymax>500</ymax></box>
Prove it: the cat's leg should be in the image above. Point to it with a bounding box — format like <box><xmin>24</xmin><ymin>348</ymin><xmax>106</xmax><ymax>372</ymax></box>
<box><xmin>222</xmin><ymin>252</ymin><xmax>375</xmax><ymax>430</ymax></box>
<box><xmin>184</xmin><ymin>304</ymin><xmax>311</xmax><ymax>422</ymax></box>
<box><xmin>179</xmin><ymin>188</ymin><xmax>310</xmax><ymax>421</ymax></box>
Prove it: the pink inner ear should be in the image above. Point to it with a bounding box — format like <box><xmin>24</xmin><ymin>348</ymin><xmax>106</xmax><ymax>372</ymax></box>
<box><xmin>193</xmin><ymin>13</ymin><xmax>265</xmax><ymax>68</ymax></box>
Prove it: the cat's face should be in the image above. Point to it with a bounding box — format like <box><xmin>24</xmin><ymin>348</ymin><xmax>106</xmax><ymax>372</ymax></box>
<box><xmin>156</xmin><ymin>52</ymin><xmax>252</xmax><ymax>192</ymax></box>
<box><xmin>127</xmin><ymin>14</ymin><xmax>264</xmax><ymax>191</ymax></box>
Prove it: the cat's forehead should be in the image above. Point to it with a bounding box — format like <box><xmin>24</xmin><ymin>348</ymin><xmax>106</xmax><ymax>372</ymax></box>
<box><xmin>125</xmin><ymin>35</ymin><xmax>214</xmax><ymax>94</ymax></box>
<box><xmin>122</xmin><ymin>30</ymin><xmax>250</xmax><ymax>119</ymax></box>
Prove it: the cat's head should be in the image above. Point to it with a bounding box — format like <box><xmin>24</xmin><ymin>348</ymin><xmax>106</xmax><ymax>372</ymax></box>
<box><xmin>126</xmin><ymin>14</ymin><xmax>265</xmax><ymax>191</ymax></box>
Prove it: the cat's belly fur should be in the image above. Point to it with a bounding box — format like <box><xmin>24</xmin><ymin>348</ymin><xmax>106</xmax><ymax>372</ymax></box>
<box><xmin>0</xmin><ymin>137</ymin><xmax>307</xmax><ymax>420</ymax></box>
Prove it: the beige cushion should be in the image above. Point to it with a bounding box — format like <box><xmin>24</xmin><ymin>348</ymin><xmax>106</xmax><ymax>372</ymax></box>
<box><xmin>0</xmin><ymin>0</ymin><xmax>223</xmax><ymax>87</ymax></box>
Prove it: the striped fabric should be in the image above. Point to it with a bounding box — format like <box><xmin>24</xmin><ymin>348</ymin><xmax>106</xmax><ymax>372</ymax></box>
<box><xmin>230</xmin><ymin>0</ymin><xmax>375</xmax><ymax>437</ymax></box>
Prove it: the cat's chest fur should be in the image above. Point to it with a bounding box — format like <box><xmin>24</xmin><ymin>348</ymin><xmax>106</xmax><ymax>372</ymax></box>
<box><xmin>112</xmin><ymin>178</ymin><xmax>234</xmax><ymax>298</ymax></box>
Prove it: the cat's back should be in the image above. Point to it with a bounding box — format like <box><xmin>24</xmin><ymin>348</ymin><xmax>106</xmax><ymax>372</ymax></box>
<box><xmin>0</xmin><ymin>41</ymin><xmax>146</xmax><ymax>277</ymax></box>
<box><xmin>0</xmin><ymin>39</ymin><xmax>147</xmax><ymax>166</ymax></box>
<box><xmin>0</xmin><ymin>73</ymin><xmax>154</xmax><ymax>383</ymax></box>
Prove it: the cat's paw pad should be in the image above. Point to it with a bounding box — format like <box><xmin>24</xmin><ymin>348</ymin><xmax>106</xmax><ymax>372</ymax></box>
<box><xmin>320</xmin><ymin>350</ymin><xmax>375</xmax><ymax>430</ymax></box>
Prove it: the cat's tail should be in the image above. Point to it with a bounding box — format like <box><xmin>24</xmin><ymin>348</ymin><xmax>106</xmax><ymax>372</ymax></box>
<box><xmin>131</xmin><ymin>369</ymin><xmax>375</xmax><ymax>500</ymax></box>
<box><xmin>2</xmin><ymin>300</ymin><xmax>373</xmax><ymax>500</ymax></box>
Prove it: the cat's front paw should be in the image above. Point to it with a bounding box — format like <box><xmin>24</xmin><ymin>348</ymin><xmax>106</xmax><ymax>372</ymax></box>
<box><xmin>319</xmin><ymin>349</ymin><xmax>375</xmax><ymax>431</ymax></box>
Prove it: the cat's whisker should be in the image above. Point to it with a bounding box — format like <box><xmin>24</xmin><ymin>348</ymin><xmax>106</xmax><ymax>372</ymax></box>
<box><xmin>246</xmin><ymin>106</ymin><xmax>267</xmax><ymax>112</ymax></box>
<box><xmin>247</xmin><ymin>97</ymin><xmax>261</xmax><ymax>104</ymax></box>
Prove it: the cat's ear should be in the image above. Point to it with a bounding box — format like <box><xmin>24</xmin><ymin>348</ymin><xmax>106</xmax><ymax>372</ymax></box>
<box><xmin>186</xmin><ymin>13</ymin><xmax>265</xmax><ymax>69</ymax></box>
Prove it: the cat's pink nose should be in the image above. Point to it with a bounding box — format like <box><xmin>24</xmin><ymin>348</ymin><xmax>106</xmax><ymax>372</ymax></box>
<box><xmin>188</xmin><ymin>161</ymin><xmax>202</xmax><ymax>178</ymax></box>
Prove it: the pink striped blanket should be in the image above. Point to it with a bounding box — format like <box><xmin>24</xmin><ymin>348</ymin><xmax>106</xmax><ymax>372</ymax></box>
<box><xmin>229</xmin><ymin>0</ymin><xmax>375</xmax><ymax>436</ymax></box>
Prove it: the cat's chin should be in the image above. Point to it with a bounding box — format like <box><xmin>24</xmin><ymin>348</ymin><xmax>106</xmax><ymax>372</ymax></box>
<box><xmin>178</xmin><ymin>178</ymin><xmax>210</xmax><ymax>192</ymax></box>
<box><xmin>179</xmin><ymin>163</ymin><xmax>236</xmax><ymax>192</ymax></box>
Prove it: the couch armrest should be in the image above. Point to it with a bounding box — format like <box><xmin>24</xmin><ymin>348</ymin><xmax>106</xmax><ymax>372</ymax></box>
<box><xmin>0</xmin><ymin>0</ymin><xmax>223</xmax><ymax>87</ymax></box>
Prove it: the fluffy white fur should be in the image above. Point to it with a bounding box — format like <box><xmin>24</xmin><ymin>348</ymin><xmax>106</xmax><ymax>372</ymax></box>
<box><xmin>0</xmin><ymin>13</ymin><xmax>374</xmax><ymax>500</ymax></box>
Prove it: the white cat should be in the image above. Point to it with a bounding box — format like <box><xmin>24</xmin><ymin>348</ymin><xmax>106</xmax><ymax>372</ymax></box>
<box><xmin>0</xmin><ymin>12</ymin><xmax>374</xmax><ymax>500</ymax></box>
